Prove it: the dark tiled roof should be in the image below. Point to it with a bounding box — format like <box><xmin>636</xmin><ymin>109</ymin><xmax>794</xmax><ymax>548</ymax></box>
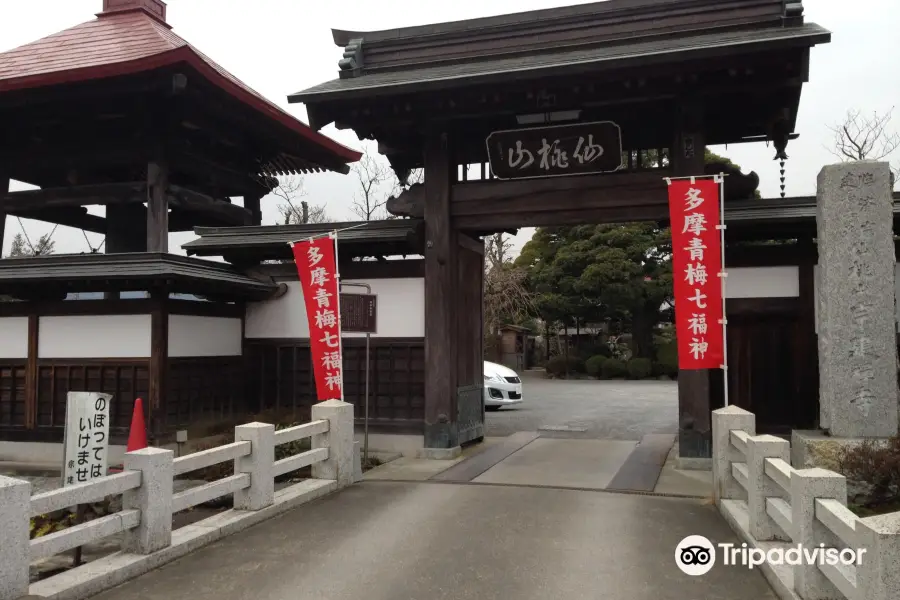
<box><xmin>184</xmin><ymin>220</ymin><xmax>424</xmax><ymax>256</ymax></box>
<box><xmin>726</xmin><ymin>192</ymin><xmax>900</xmax><ymax>224</ymax></box>
<box><xmin>292</xmin><ymin>24</ymin><xmax>830</xmax><ymax>102</ymax></box>
<box><xmin>0</xmin><ymin>9</ymin><xmax>360</xmax><ymax>168</ymax></box>
<box><xmin>0</xmin><ymin>253</ymin><xmax>277</xmax><ymax>299</ymax></box>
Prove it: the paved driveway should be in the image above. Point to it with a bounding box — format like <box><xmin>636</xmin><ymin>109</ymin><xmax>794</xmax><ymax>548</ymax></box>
<box><xmin>92</xmin><ymin>481</ymin><xmax>774</xmax><ymax>600</ymax></box>
<box><xmin>487</xmin><ymin>374</ymin><xmax>678</xmax><ymax>440</ymax></box>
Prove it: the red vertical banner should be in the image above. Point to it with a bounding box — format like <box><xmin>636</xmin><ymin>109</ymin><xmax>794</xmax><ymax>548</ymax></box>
<box><xmin>667</xmin><ymin>178</ymin><xmax>724</xmax><ymax>370</ymax></box>
<box><xmin>291</xmin><ymin>234</ymin><xmax>343</xmax><ymax>401</ymax></box>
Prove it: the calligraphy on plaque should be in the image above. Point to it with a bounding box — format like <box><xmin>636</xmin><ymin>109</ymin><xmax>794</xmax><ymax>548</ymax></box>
<box><xmin>485</xmin><ymin>120</ymin><xmax>624</xmax><ymax>180</ymax></box>
<box><xmin>340</xmin><ymin>293</ymin><xmax>377</xmax><ymax>334</ymax></box>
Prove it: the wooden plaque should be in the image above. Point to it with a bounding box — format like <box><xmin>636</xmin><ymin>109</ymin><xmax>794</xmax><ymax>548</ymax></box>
<box><xmin>340</xmin><ymin>293</ymin><xmax>377</xmax><ymax>333</ymax></box>
<box><xmin>486</xmin><ymin>120</ymin><xmax>624</xmax><ymax>180</ymax></box>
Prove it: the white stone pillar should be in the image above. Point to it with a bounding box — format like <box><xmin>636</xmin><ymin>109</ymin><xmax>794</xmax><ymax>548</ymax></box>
<box><xmin>711</xmin><ymin>406</ymin><xmax>755</xmax><ymax>505</ymax></box>
<box><xmin>790</xmin><ymin>468</ymin><xmax>847</xmax><ymax>599</ymax></box>
<box><xmin>0</xmin><ymin>475</ymin><xmax>30</xmax><ymax>600</ymax></box>
<box><xmin>746</xmin><ymin>434</ymin><xmax>791</xmax><ymax>541</ymax></box>
<box><xmin>816</xmin><ymin>161</ymin><xmax>898</xmax><ymax>437</ymax></box>
<box><xmin>234</xmin><ymin>422</ymin><xmax>275</xmax><ymax>511</ymax></box>
<box><xmin>857</xmin><ymin>513</ymin><xmax>900</xmax><ymax>600</ymax></box>
<box><xmin>312</xmin><ymin>400</ymin><xmax>355</xmax><ymax>487</ymax></box>
<box><xmin>122</xmin><ymin>447</ymin><xmax>174</xmax><ymax>554</ymax></box>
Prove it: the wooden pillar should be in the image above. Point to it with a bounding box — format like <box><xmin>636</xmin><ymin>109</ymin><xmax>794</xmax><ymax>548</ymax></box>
<box><xmin>146</xmin><ymin>161</ymin><xmax>170</xmax><ymax>253</ymax></box>
<box><xmin>24</xmin><ymin>314</ymin><xmax>38</xmax><ymax>429</ymax></box>
<box><xmin>796</xmin><ymin>237</ymin><xmax>819</xmax><ymax>429</ymax></box>
<box><xmin>423</xmin><ymin>129</ymin><xmax>459</xmax><ymax>449</ymax></box>
<box><xmin>244</xmin><ymin>194</ymin><xmax>262</xmax><ymax>226</ymax></box>
<box><xmin>106</xmin><ymin>204</ymin><xmax>148</xmax><ymax>253</ymax></box>
<box><xmin>148</xmin><ymin>291</ymin><xmax>169</xmax><ymax>442</ymax></box>
<box><xmin>672</xmin><ymin>99</ymin><xmax>715</xmax><ymax>460</ymax></box>
<box><xmin>0</xmin><ymin>172</ymin><xmax>8</xmax><ymax>257</ymax></box>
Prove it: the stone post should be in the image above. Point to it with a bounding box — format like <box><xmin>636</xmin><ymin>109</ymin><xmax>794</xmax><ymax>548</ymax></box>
<box><xmin>0</xmin><ymin>476</ymin><xmax>30</xmax><ymax>600</ymax></box>
<box><xmin>122</xmin><ymin>447</ymin><xmax>174</xmax><ymax>554</ymax></box>
<box><xmin>856</xmin><ymin>513</ymin><xmax>900</xmax><ymax>600</ymax></box>
<box><xmin>234</xmin><ymin>422</ymin><xmax>275</xmax><ymax>511</ymax></box>
<box><xmin>312</xmin><ymin>400</ymin><xmax>355</xmax><ymax>487</ymax></box>
<box><xmin>816</xmin><ymin>161</ymin><xmax>898</xmax><ymax>437</ymax></box>
<box><xmin>711</xmin><ymin>406</ymin><xmax>755</xmax><ymax>505</ymax></box>
<box><xmin>790</xmin><ymin>468</ymin><xmax>847</xmax><ymax>599</ymax></box>
<box><xmin>746</xmin><ymin>434</ymin><xmax>791</xmax><ymax>541</ymax></box>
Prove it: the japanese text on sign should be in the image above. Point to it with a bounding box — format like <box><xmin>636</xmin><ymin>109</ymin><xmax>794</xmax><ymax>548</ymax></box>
<box><xmin>486</xmin><ymin>121</ymin><xmax>624</xmax><ymax>179</ymax></box>
<box><xmin>667</xmin><ymin>178</ymin><xmax>725</xmax><ymax>370</ymax></box>
<box><xmin>291</xmin><ymin>235</ymin><xmax>344</xmax><ymax>401</ymax></box>
<box><xmin>62</xmin><ymin>392</ymin><xmax>112</xmax><ymax>486</ymax></box>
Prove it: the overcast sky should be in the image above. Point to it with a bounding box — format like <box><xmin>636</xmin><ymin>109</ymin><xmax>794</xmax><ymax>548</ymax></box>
<box><xmin>1</xmin><ymin>0</ymin><xmax>898</xmax><ymax>258</ymax></box>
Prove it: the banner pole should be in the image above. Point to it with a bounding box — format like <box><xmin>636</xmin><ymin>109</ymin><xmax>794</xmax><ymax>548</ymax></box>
<box><xmin>330</xmin><ymin>231</ymin><xmax>345</xmax><ymax>402</ymax></box>
<box><xmin>716</xmin><ymin>173</ymin><xmax>729</xmax><ymax>407</ymax></box>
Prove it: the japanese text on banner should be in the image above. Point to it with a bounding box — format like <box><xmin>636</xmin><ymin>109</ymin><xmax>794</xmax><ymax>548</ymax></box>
<box><xmin>667</xmin><ymin>179</ymin><xmax>724</xmax><ymax>370</ymax></box>
<box><xmin>291</xmin><ymin>235</ymin><xmax>343</xmax><ymax>402</ymax></box>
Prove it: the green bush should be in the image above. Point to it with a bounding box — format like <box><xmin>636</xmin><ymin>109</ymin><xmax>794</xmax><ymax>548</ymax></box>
<box><xmin>601</xmin><ymin>358</ymin><xmax>628</xmax><ymax>379</ymax></box>
<box><xmin>585</xmin><ymin>355</ymin><xmax>607</xmax><ymax>377</ymax></box>
<box><xmin>655</xmin><ymin>340</ymin><xmax>679</xmax><ymax>378</ymax></box>
<box><xmin>545</xmin><ymin>356</ymin><xmax>568</xmax><ymax>377</ymax></box>
<box><xmin>627</xmin><ymin>358</ymin><xmax>653</xmax><ymax>380</ymax></box>
<box><xmin>578</xmin><ymin>342</ymin><xmax>611</xmax><ymax>361</ymax></box>
<box><xmin>567</xmin><ymin>357</ymin><xmax>585</xmax><ymax>374</ymax></box>
<box><xmin>545</xmin><ymin>355</ymin><xmax>584</xmax><ymax>377</ymax></box>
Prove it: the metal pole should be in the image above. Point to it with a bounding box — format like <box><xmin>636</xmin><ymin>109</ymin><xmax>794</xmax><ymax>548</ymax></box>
<box><xmin>716</xmin><ymin>173</ymin><xmax>729</xmax><ymax>407</ymax></box>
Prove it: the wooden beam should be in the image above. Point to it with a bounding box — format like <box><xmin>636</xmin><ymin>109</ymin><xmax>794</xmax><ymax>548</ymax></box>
<box><xmin>170</xmin><ymin>147</ymin><xmax>271</xmax><ymax>196</ymax></box>
<box><xmin>458</xmin><ymin>232</ymin><xmax>484</xmax><ymax>255</ymax></box>
<box><xmin>244</xmin><ymin>193</ymin><xmax>263</xmax><ymax>226</ymax></box>
<box><xmin>0</xmin><ymin>172</ymin><xmax>8</xmax><ymax>256</ymax></box>
<box><xmin>147</xmin><ymin>161</ymin><xmax>169</xmax><ymax>253</ymax></box>
<box><xmin>671</xmin><ymin>98</ymin><xmax>713</xmax><ymax>461</ymax></box>
<box><xmin>7</xmin><ymin>207</ymin><xmax>106</xmax><ymax>233</ymax></box>
<box><xmin>168</xmin><ymin>185</ymin><xmax>252</xmax><ymax>226</ymax></box>
<box><xmin>148</xmin><ymin>291</ymin><xmax>169</xmax><ymax>441</ymax></box>
<box><xmin>24</xmin><ymin>314</ymin><xmax>38</xmax><ymax>429</ymax></box>
<box><xmin>0</xmin><ymin>182</ymin><xmax>145</xmax><ymax>212</ymax></box>
<box><xmin>423</xmin><ymin>128</ymin><xmax>458</xmax><ymax>449</ymax></box>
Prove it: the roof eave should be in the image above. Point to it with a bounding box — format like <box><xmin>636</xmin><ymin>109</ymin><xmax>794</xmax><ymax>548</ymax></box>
<box><xmin>290</xmin><ymin>27</ymin><xmax>832</xmax><ymax>106</ymax></box>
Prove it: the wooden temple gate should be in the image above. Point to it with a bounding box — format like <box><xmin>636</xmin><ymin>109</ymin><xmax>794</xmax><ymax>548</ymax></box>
<box><xmin>293</xmin><ymin>0</ymin><xmax>831</xmax><ymax>456</ymax></box>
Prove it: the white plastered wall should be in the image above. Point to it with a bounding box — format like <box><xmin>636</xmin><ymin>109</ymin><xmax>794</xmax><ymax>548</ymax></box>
<box><xmin>245</xmin><ymin>278</ymin><xmax>425</xmax><ymax>339</ymax></box>
<box><xmin>168</xmin><ymin>315</ymin><xmax>243</xmax><ymax>357</ymax></box>
<box><xmin>38</xmin><ymin>315</ymin><xmax>152</xmax><ymax>358</ymax></box>
<box><xmin>0</xmin><ymin>317</ymin><xmax>29</xmax><ymax>358</ymax></box>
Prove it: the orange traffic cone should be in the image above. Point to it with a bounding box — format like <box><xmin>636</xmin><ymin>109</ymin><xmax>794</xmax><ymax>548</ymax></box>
<box><xmin>126</xmin><ymin>398</ymin><xmax>148</xmax><ymax>452</ymax></box>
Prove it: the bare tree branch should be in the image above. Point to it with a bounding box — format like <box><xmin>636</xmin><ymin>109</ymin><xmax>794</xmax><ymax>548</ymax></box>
<box><xmin>485</xmin><ymin>233</ymin><xmax>514</xmax><ymax>269</ymax></box>
<box><xmin>270</xmin><ymin>175</ymin><xmax>332</xmax><ymax>224</ymax></box>
<box><xmin>351</xmin><ymin>151</ymin><xmax>393</xmax><ymax>220</ymax></box>
<box><xmin>483</xmin><ymin>264</ymin><xmax>536</xmax><ymax>337</ymax></box>
<box><xmin>827</xmin><ymin>108</ymin><xmax>900</xmax><ymax>185</ymax></box>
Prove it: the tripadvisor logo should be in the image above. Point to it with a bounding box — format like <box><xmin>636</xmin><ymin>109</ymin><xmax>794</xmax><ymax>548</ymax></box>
<box><xmin>675</xmin><ymin>536</ymin><xmax>866</xmax><ymax>576</ymax></box>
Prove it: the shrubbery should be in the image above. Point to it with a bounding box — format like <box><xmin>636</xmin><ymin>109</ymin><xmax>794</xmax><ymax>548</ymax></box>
<box><xmin>545</xmin><ymin>355</ymin><xmax>585</xmax><ymax>377</ymax></box>
<box><xmin>585</xmin><ymin>355</ymin><xmax>607</xmax><ymax>377</ymax></box>
<box><xmin>601</xmin><ymin>358</ymin><xmax>628</xmax><ymax>379</ymax></box>
<box><xmin>627</xmin><ymin>358</ymin><xmax>653</xmax><ymax>380</ymax></box>
<box><xmin>839</xmin><ymin>436</ymin><xmax>900</xmax><ymax>512</ymax></box>
<box><xmin>655</xmin><ymin>340</ymin><xmax>678</xmax><ymax>378</ymax></box>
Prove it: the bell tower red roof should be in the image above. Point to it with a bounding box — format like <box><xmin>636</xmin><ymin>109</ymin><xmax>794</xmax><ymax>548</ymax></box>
<box><xmin>0</xmin><ymin>1</ymin><xmax>360</xmax><ymax>166</ymax></box>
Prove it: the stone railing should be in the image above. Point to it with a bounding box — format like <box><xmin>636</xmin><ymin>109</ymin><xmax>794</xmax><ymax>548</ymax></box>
<box><xmin>0</xmin><ymin>400</ymin><xmax>357</xmax><ymax>600</ymax></box>
<box><xmin>713</xmin><ymin>406</ymin><xmax>900</xmax><ymax>600</ymax></box>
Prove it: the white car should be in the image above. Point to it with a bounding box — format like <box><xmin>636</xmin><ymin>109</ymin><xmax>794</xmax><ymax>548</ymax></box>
<box><xmin>483</xmin><ymin>361</ymin><xmax>524</xmax><ymax>410</ymax></box>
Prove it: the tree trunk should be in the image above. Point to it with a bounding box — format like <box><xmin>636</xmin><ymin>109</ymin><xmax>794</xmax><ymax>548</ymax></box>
<box><xmin>631</xmin><ymin>305</ymin><xmax>657</xmax><ymax>360</ymax></box>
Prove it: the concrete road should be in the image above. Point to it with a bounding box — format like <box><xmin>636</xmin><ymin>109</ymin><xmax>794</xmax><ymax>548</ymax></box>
<box><xmin>487</xmin><ymin>375</ymin><xmax>677</xmax><ymax>440</ymax></box>
<box><xmin>93</xmin><ymin>481</ymin><xmax>775</xmax><ymax>600</ymax></box>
